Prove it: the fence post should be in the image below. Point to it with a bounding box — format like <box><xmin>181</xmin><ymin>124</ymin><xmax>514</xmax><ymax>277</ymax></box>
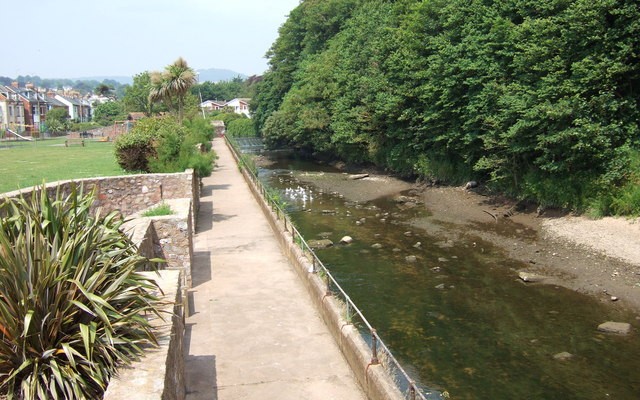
<box><xmin>325</xmin><ymin>273</ymin><xmax>332</xmax><ymax>297</ymax></box>
<box><xmin>371</xmin><ymin>329</ymin><xmax>379</xmax><ymax>365</ymax></box>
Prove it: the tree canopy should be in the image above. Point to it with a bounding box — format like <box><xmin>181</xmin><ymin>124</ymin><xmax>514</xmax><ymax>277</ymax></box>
<box><xmin>253</xmin><ymin>0</ymin><xmax>640</xmax><ymax>213</ymax></box>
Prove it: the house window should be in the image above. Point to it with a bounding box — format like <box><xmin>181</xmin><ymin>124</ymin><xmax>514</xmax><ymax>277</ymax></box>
<box><xmin>9</xmin><ymin>106</ymin><xmax>13</xmax><ymax>117</ymax></box>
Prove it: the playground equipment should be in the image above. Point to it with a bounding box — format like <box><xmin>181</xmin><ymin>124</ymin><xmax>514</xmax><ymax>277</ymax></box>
<box><xmin>5</xmin><ymin>129</ymin><xmax>33</xmax><ymax>141</ymax></box>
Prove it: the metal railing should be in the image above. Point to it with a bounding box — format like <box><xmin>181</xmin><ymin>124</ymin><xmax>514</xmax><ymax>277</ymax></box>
<box><xmin>225</xmin><ymin>135</ymin><xmax>441</xmax><ymax>400</ymax></box>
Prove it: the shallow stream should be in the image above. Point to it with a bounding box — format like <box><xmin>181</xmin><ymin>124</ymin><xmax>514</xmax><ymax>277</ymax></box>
<box><xmin>259</xmin><ymin>158</ymin><xmax>640</xmax><ymax>400</ymax></box>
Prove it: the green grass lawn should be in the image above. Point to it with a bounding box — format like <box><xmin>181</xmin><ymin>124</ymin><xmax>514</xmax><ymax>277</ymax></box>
<box><xmin>0</xmin><ymin>138</ymin><xmax>126</xmax><ymax>193</ymax></box>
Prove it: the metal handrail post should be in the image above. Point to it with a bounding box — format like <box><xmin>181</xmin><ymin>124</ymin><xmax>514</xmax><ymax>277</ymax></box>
<box><xmin>371</xmin><ymin>329</ymin><xmax>379</xmax><ymax>365</ymax></box>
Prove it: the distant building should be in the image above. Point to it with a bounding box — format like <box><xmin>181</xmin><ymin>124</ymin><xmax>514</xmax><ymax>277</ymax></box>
<box><xmin>199</xmin><ymin>98</ymin><xmax>251</xmax><ymax>117</ymax></box>
<box><xmin>54</xmin><ymin>95</ymin><xmax>91</xmax><ymax>122</ymax></box>
<box><xmin>224</xmin><ymin>98</ymin><xmax>251</xmax><ymax>117</ymax></box>
<box><xmin>200</xmin><ymin>100</ymin><xmax>226</xmax><ymax>112</ymax></box>
<box><xmin>0</xmin><ymin>85</ymin><xmax>26</xmax><ymax>132</ymax></box>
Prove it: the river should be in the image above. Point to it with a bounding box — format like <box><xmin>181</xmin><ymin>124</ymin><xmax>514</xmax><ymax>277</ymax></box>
<box><xmin>258</xmin><ymin>157</ymin><xmax>640</xmax><ymax>400</ymax></box>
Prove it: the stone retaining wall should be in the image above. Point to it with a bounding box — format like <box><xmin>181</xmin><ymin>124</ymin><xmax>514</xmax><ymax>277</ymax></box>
<box><xmin>0</xmin><ymin>169</ymin><xmax>199</xmax><ymax>222</ymax></box>
<box><xmin>124</xmin><ymin>198</ymin><xmax>194</xmax><ymax>290</ymax></box>
<box><xmin>227</xmin><ymin>140</ymin><xmax>405</xmax><ymax>400</ymax></box>
<box><xmin>104</xmin><ymin>199</ymin><xmax>192</xmax><ymax>400</ymax></box>
<box><xmin>104</xmin><ymin>270</ymin><xmax>185</xmax><ymax>400</ymax></box>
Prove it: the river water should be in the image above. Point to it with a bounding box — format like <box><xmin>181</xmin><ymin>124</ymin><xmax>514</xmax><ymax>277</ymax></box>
<box><xmin>258</xmin><ymin>158</ymin><xmax>640</xmax><ymax>400</ymax></box>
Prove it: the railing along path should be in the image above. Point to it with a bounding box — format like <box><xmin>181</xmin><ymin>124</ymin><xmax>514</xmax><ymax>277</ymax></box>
<box><xmin>225</xmin><ymin>135</ymin><xmax>438</xmax><ymax>400</ymax></box>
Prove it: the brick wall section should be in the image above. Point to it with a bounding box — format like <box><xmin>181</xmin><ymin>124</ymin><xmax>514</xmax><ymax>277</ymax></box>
<box><xmin>0</xmin><ymin>169</ymin><xmax>199</xmax><ymax>222</ymax></box>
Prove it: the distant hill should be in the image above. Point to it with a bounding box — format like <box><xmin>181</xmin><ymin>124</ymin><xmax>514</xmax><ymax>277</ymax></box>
<box><xmin>0</xmin><ymin>68</ymin><xmax>249</xmax><ymax>90</ymax></box>
<box><xmin>74</xmin><ymin>76</ymin><xmax>133</xmax><ymax>85</ymax></box>
<box><xmin>196</xmin><ymin>68</ymin><xmax>248</xmax><ymax>83</ymax></box>
<box><xmin>74</xmin><ymin>68</ymin><xmax>247</xmax><ymax>85</ymax></box>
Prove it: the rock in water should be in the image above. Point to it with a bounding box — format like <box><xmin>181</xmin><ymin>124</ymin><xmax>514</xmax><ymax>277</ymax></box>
<box><xmin>553</xmin><ymin>352</ymin><xmax>574</xmax><ymax>361</ymax></box>
<box><xmin>518</xmin><ymin>271</ymin><xmax>547</xmax><ymax>283</ymax></box>
<box><xmin>597</xmin><ymin>321</ymin><xmax>632</xmax><ymax>335</ymax></box>
<box><xmin>308</xmin><ymin>239</ymin><xmax>334</xmax><ymax>249</ymax></box>
<box><xmin>339</xmin><ymin>236</ymin><xmax>353</xmax><ymax>244</ymax></box>
<box><xmin>348</xmin><ymin>173</ymin><xmax>369</xmax><ymax>180</ymax></box>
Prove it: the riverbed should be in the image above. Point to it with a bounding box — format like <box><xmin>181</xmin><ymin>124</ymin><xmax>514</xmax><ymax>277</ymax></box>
<box><xmin>257</xmin><ymin>156</ymin><xmax>640</xmax><ymax>400</ymax></box>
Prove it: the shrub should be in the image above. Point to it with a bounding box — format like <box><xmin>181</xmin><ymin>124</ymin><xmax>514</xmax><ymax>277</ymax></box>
<box><xmin>183</xmin><ymin>117</ymin><xmax>214</xmax><ymax>144</ymax></box>
<box><xmin>226</xmin><ymin>118</ymin><xmax>256</xmax><ymax>137</ymax></box>
<box><xmin>113</xmin><ymin>128</ymin><xmax>156</xmax><ymax>172</ymax></box>
<box><xmin>114</xmin><ymin>116</ymin><xmax>215</xmax><ymax>177</ymax></box>
<box><xmin>209</xmin><ymin>111</ymin><xmax>244</xmax><ymax>126</ymax></box>
<box><xmin>0</xmin><ymin>185</ymin><xmax>161</xmax><ymax>399</ymax></box>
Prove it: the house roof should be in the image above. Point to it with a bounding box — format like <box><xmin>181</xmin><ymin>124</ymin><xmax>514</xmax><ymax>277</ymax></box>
<box><xmin>201</xmin><ymin>100</ymin><xmax>226</xmax><ymax>107</ymax></box>
<box><xmin>46</xmin><ymin>97</ymin><xmax>67</xmax><ymax>107</ymax></box>
<box><xmin>56</xmin><ymin>95</ymin><xmax>82</xmax><ymax>105</ymax></box>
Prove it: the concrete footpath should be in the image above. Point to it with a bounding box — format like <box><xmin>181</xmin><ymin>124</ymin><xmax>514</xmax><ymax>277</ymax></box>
<box><xmin>184</xmin><ymin>138</ymin><xmax>366</xmax><ymax>400</ymax></box>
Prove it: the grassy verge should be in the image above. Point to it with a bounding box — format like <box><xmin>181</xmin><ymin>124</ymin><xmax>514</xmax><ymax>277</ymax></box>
<box><xmin>0</xmin><ymin>138</ymin><xmax>126</xmax><ymax>193</ymax></box>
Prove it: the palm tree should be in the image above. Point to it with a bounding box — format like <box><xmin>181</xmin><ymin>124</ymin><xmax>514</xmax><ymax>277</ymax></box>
<box><xmin>149</xmin><ymin>57</ymin><xmax>197</xmax><ymax>122</ymax></box>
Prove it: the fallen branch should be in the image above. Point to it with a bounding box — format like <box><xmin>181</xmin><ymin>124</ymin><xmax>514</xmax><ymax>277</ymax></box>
<box><xmin>482</xmin><ymin>209</ymin><xmax>498</xmax><ymax>222</ymax></box>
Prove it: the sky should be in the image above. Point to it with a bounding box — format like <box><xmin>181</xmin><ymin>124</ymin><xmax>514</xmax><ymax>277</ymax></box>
<box><xmin>2</xmin><ymin>0</ymin><xmax>301</xmax><ymax>79</ymax></box>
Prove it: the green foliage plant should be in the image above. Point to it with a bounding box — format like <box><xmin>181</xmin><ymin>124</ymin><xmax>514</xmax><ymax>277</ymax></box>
<box><xmin>141</xmin><ymin>202</ymin><xmax>174</xmax><ymax>217</ymax></box>
<box><xmin>45</xmin><ymin>108</ymin><xmax>69</xmax><ymax>128</ymax></box>
<box><xmin>114</xmin><ymin>116</ymin><xmax>214</xmax><ymax>177</ymax></box>
<box><xmin>0</xmin><ymin>185</ymin><xmax>161</xmax><ymax>399</ymax></box>
<box><xmin>253</xmin><ymin>0</ymin><xmax>640</xmax><ymax>214</ymax></box>
<box><xmin>113</xmin><ymin>125</ymin><xmax>156</xmax><ymax>172</ymax></box>
<box><xmin>226</xmin><ymin>118</ymin><xmax>256</xmax><ymax>137</ymax></box>
<box><xmin>92</xmin><ymin>101</ymin><xmax>126</xmax><ymax>126</ymax></box>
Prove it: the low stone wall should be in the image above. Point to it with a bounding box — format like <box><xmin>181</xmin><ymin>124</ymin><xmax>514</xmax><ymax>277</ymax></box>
<box><xmin>104</xmin><ymin>270</ymin><xmax>185</xmax><ymax>400</ymax></box>
<box><xmin>227</xmin><ymin>140</ymin><xmax>404</xmax><ymax>400</ymax></box>
<box><xmin>0</xmin><ymin>169</ymin><xmax>199</xmax><ymax>223</ymax></box>
<box><xmin>104</xmin><ymin>201</ymin><xmax>192</xmax><ymax>400</ymax></box>
<box><xmin>124</xmin><ymin>198</ymin><xmax>194</xmax><ymax>290</ymax></box>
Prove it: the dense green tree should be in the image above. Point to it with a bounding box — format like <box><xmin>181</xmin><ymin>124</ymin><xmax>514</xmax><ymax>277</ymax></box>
<box><xmin>93</xmin><ymin>101</ymin><xmax>126</xmax><ymax>126</ymax></box>
<box><xmin>94</xmin><ymin>83</ymin><xmax>114</xmax><ymax>97</ymax></box>
<box><xmin>195</xmin><ymin>76</ymin><xmax>256</xmax><ymax>102</ymax></box>
<box><xmin>45</xmin><ymin>107</ymin><xmax>69</xmax><ymax>125</ymax></box>
<box><xmin>254</xmin><ymin>0</ymin><xmax>640</xmax><ymax>212</ymax></box>
<box><xmin>123</xmin><ymin>72</ymin><xmax>156</xmax><ymax>116</ymax></box>
<box><xmin>253</xmin><ymin>0</ymin><xmax>361</xmax><ymax>135</ymax></box>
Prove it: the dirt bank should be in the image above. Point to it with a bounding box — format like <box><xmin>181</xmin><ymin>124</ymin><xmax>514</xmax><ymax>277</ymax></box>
<box><xmin>294</xmin><ymin>169</ymin><xmax>640</xmax><ymax>315</ymax></box>
<box><xmin>410</xmin><ymin>186</ymin><xmax>640</xmax><ymax>313</ymax></box>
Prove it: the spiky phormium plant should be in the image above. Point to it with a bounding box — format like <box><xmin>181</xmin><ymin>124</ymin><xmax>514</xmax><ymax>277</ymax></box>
<box><xmin>0</xmin><ymin>185</ymin><xmax>161</xmax><ymax>399</ymax></box>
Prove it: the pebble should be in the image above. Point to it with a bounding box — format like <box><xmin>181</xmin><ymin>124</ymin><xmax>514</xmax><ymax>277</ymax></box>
<box><xmin>553</xmin><ymin>352</ymin><xmax>574</xmax><ymax>361</ymax></box>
